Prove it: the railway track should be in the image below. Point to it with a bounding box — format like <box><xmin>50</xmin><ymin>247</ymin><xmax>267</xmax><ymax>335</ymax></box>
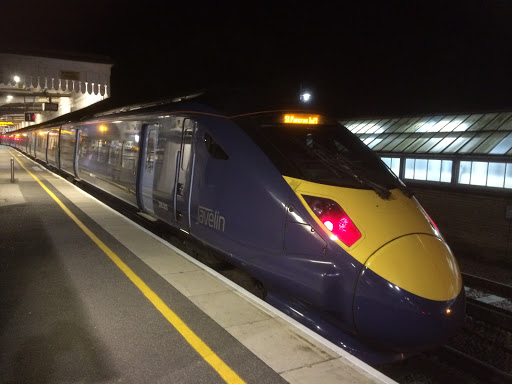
<box><xmin>465</xmin><ymin>297</ymin><xmax>512</xmax><ymax>332</ymax></box>
<box><xmin>462</xmin><ymin>272</ymin><xmax>512</xmax><ymax>332</ymax></box>
<box><xmin>444</xmin><ymin>272</ymin><xmax>512</xmax><ymax>383</ymax></box>
<box><xmin>436</xmin><ymin>345</ymin><xmax>512</xmax><ymax>384</ymax></box>
<box><xmin>462</xmin><ymin>272</ymin><xmax>512</xmax><ymax>298</ymax></box>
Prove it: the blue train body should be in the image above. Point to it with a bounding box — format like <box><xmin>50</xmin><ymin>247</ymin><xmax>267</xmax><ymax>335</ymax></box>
<box><xmin>2</xmin><ymin>95</ymin><xmax>465</xmax><ymax>364</ymax></box>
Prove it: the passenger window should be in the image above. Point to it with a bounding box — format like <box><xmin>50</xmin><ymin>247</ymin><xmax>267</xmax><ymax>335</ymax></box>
<box><xmin>204</xmin><ymin>132</ymin><xmax>229</xmax><ymax>160</ymax></box>
<box><xmin>181</xmin><ymin>119</ymin><xmax>194</xmax><ymax>171</ymax></box>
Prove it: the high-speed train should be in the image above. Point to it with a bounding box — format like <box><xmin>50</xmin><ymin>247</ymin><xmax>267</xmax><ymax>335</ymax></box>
<box><xmin>2</xmin><ymin>93</ymin><xmax>465</xmax><ymax>363</ymax></box>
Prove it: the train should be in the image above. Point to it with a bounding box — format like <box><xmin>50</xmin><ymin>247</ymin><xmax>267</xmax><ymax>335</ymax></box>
<box><xmin>2</xmin><ymin>92</ymin><xmax>465</xmax><ymax>364</ymax></box>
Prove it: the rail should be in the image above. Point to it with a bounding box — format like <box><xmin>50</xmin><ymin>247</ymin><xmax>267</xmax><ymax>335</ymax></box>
<box><xmin>436</xmin><ymin>346</ymin><xmax>512</xmax><ymax>384</ymax></box>
<box><xmin>462</xmin><ymin>272</ymin><xmax>512</xmax><ymax>298</ymax></box>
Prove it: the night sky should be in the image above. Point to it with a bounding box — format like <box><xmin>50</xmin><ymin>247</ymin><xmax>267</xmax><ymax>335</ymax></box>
<box><xmin>3</xmin><ymin>1</ymin><xmax>512</xmax><ymax>117</ymax></box>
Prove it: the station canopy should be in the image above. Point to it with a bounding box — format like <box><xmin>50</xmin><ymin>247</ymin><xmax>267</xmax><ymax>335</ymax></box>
<box><xmin>341</xmin><ymin>112</ymin><xmax>512</xmax><ymax>157</ymax></box>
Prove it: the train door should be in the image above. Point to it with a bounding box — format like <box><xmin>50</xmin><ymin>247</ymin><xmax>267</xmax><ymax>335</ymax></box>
<box><xmin>74</xmin><ymin>130</ymin><xmax>81</xmax><ymax>177</ymax></box>
<box><xmin>45</xmin><ymin>132</ymin><xmax>49</xmax><ymax>163</ymax></box>
<box><xmin>30</xmin><ymin>132</ymin><xmax>36</xmax><ymax>156</ymax></box>
<box><xmin>173</xmin><ymin>118</ymin><xmax>196</xmax><ymax>232</ymax></box>
<box><xmin>138</xmin><ymin>124</ymin><xmax>159</xmax><ymax>214</ymax></box>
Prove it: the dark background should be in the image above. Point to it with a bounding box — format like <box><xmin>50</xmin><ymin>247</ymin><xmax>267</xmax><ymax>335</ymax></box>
<box><xmin>2</xmin><ymin>1</ymin><xmax>512</xmax><ymax>117</ymax></box>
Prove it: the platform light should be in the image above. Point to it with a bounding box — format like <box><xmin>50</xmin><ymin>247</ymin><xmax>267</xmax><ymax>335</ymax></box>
<box><xmin>6</xmin><ymin>95</ymin><xmax>13</xmax><ymax>102</ymax></box>
<box><xmin>13</xmin><ymin>75</ymin><xmax>20</xmax><ymax>83</ymax></box>
<box><xmin>300</xmin><ymin>92</ymin><xmax>312</xmax><ymax>103</ymax></box>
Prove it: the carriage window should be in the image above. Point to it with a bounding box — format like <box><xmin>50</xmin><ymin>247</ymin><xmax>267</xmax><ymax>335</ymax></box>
<box><xmin>122</xmin><ymin>140</ymin><xmax>138</xmax><ymax>170</ymax></box>
<box><xmin>181</xmin><ymin>120</ymin><xmax>194</xmax><ymax>171</ymax></box>
<box><xmin>204</xmin><ymin>132</ymin><xmax>229</xmax><ymax>160</ymax></box>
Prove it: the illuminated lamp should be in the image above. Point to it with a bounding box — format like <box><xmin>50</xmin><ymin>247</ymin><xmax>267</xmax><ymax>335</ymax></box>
<box><xmin>302</xmin><ymin>195</ymin><xmax>361</xmax><ymax>246</ymax></box>
<box><xmin>300</xmin><ymin>92</ymin><xmax>312</xmax><ymax>102</ymax></box>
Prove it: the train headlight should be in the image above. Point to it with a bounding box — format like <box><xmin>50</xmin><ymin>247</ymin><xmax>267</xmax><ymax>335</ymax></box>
<box><xmin>302</xmin><ymin>195</ymin><xmax>361</xmax><ymax>246</ymax></box>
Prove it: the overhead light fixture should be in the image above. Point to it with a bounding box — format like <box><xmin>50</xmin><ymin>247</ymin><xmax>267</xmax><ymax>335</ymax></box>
<box><xmin>13</xmin><ymin>75</ymin><xmax>20</xmax><ymax>83</ymax></box>
<box><xmin>6</xmin><ymin>95</ymin><xmax>13</xmax><ymax>101</ymax></box>
<box><xmin>300</xmin><ymin>92</ymin><xmax>312</xmax><ymax>103</ymax></box>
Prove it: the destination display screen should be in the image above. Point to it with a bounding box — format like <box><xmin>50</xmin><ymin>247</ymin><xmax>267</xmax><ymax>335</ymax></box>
<box><xmin>283</xmin><ymin>114</ymin><xmax>321</xmax><ymax>125</ymax></box>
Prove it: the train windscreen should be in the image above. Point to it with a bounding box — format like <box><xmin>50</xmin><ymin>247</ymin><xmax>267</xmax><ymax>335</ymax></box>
<box><xmin>235</xmin><ymin>113</ymin><xmax>402</xmax><ymax>192</ymax></box>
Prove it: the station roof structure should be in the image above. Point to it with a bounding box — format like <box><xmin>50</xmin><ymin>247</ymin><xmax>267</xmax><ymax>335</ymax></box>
<box><xmin>340</xmin><ymin>112</ymin><xmax>512</xmax><ymax>191</ymax></box>
<box><xmin>341</xmin><ymin>112</ymin><xmax>512</xmax><ymax>158</ymax></box>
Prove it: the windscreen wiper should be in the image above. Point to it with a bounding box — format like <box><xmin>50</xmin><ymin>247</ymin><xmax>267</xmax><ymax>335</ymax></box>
<box><xmin>310</xmin><ymin>144</ymin><xmax>391</xmax><ymax>199</ymax></box>
<box><xmin>380</xmin><ymin>162</ymin><xmax>414</xmax><ymax>198</ymax></box>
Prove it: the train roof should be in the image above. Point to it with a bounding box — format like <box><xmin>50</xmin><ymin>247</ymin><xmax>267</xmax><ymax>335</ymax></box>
<box><xmin>14</xmin><ymin>86</ymin><xmax>324</xmax><ymax>131</ymax></box>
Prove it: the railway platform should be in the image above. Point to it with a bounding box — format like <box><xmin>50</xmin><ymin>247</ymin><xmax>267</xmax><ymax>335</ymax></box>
<box><xmin>0</xmin><ymin>145</ymin><xmax>395</xmax><ymax>384</ymax></box>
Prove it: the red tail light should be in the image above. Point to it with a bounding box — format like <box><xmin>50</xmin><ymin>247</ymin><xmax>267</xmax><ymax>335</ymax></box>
<box><xmin>302</xmin><ymin>195</ymin><xmax>361</xmax><ymax>246</ymax></box>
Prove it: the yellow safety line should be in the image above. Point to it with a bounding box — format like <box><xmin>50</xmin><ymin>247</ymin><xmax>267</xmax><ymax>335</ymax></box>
<box><xmin>10</xmin><ymin>151</ymin><xmax>246</xmax><ymax>384</ymax></box>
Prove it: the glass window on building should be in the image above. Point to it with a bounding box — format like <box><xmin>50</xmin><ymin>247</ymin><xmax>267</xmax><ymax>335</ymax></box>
<box><xmin>381</xmin><ymin>157</ymin><xmax>400</xmax><ymax>176</ymax></box>
<box><xmin>457</xmin><ymin>132</ymin><xmax>492</xmax><ymax>153</ymax></box>
<box><xmin>490</xmin><ymin>132</ymin><xmax>512</xmax><ymax>155</ymax></box>
<box><xmin>487</xmin><ymin>163</ymin><xmax>506</xmax><ymax>188</ymax></box>
<box><xmin>430</xmin><ymin>136</ymin><xmax>457</xmax><ymax>153</ymax></box>
<box><xmin>350</xmin><ymin>121</ymin><xmax>371</xmax><ymax>134</ymax></box>
<box><xmin>498</xmin><ymin>117</ymin><xmax>512</xmax><ymax>131</ymax></box>
<box><xmin>426</xmin><ymin>159</ymin><xmax>441</xmax><ymax>181</ymax></box>
<box><xmin>473</xmin><ymin>132</ymin><xmax>510</xmax><ymax>154</ymax></box>
<box><xmin>372</xmin><ymin>134</ymin><xmax>397</xmax><ymax>151</ymax></box>
<box><xmin>404</xmin><ymin>158</ymin><xmax>427</xmax><ymax>180</ymax></box>
<box><xmin>414</xmin><ymin>116</ymin><xmax>444</xmax><ymax>133</ymax></box>
<box><xmin>382</xmin><ymin>136</ymin><xmax>406</xmax><ymax>152</ymax></box>
<box><xmin>348</xmin><ymin>121</ymin><xmax>367</xmax><ymax>133</ymax></box>
<box><xmin>482</xmin><ymin>112</ymin><xmax>512</xmax><ymax>131</ymax></box>
<box><xmin>395</xmin><ymin>117</ymin><xmax>423</xmax><ymax>133</ymax></box>
<box><xmin>379</xmin><ymin>118</ymin><xmax>401</xmax><ymax>133</ymax></box>
<box><xmin>443</xmin><ymin>136</ymin><xmax>470</xmax><ymax>153</ymax></box>
<box><xmin>468</xmin><ymin>113</ymin><xmax>498</xmax><ymax>131</ymax></box>
<box><xmin>470</xmin><ymin>161</ymin><xmax>488</xmax><ymax>186</ymax></box>
<box><xmin>416</xmin><ymin>137</ymin><xmax>443</xmax><ymax>153</ymax></box>
<box><xmin>441</xmin><ymin>160</ymin><xmax>452</xmax><ymax>182</ymax></box>
<box><xmin>459</xmin><ymin>161</ymin><xmax>471</xmax><ymax>184</ymax></box>
<box><xmin>416</xmin><ymin>116</ymin><xmax>450</xmax><ymax>133</ymax></box>
<box><xmin>452</xmin><ymin>114</ymin><xmax>482</xmax><ymax>132</ymax></box>
<box><xmin>505</xmin><ymin>164</ymin><xmax>512</xmax><ymax>188</ymax></box>
<box><xmin>405</xmin><ymin>158</ymin><xmax>452</xmax><ymax>183</ymax></box>
<box><xmin>393</xmin><ymin>137</ymin><xmax>417</xmax><ymax>152</ymax></box>
<box><xmin>367</xmin><ymin>137</ymin><xmax>383</xmax><ymax>149</ymax></box>
<box><xmin>404</xmin><ymin>138</ymin><xmax>430</xmax><ymax>153</ymax></box>
<box><xmin>458</xmin><ymin>161</ymin><xmax>512</xmax><ymax>189</ymax></box>
<box><xmin>365</xmin><ymin>120</ymin><xmax>385</xmax><ymax>134</ymax></box>
<box><xmin>341</xmin><ymin>120</ymin><xmax>355</xmax><ymax>129</ymax></box>
<box><xmin>441</xmin><ymin>115</ymin><xmax>470</xmax><ymax>132</ymax></box>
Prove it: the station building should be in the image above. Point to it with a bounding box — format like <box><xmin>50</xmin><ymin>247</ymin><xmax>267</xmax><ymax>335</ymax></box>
<box><xmin>0</xmin><ymin>50</ymin><xmax>113</xmax><ymax>132</ymax></box>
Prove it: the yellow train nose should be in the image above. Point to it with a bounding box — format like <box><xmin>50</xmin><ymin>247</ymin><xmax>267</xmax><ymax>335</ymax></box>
<box><xmin>354</xmin><ymin>234</ymin><xmax>465</xmax><ymax>351</ymax></box>
<box><xmin>364</xmin><ymin>234</ymin><xmax>462</xmax><ymax>301</ymax></box>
